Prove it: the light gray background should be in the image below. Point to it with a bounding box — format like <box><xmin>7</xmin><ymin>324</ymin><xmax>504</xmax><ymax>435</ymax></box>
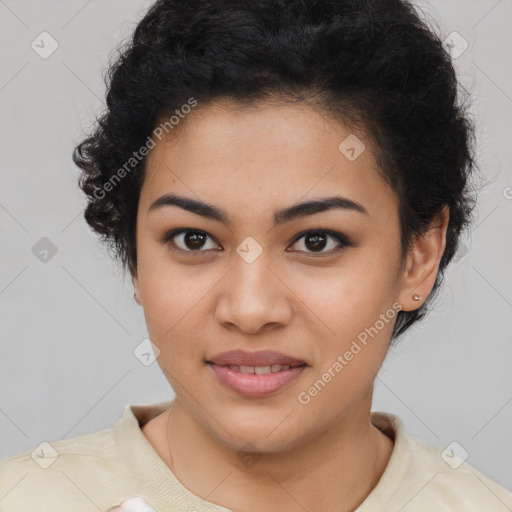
<box><xmin>1</xmin><ymin>0</ymin><xmax>511</xmax><ymax>493</ymax></box>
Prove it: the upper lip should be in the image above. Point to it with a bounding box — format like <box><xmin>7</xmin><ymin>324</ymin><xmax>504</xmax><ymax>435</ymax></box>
<box><xmin>208</xmin><ymin>350</ymin><xmax>307</xmax><ymax>367</ymax></box>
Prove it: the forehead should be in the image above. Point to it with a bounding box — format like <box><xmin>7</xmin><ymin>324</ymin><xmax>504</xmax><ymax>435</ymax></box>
<box><xmin>141</xmin><ymin>99</ymin><xmax>397</xmax><ymax>221</ymax></box>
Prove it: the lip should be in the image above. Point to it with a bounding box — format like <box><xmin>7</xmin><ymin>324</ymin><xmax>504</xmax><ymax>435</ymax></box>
<box><xmin>207</xmin><ymin>350</ymin><xmax>308</xmax><ymax>398</ymax></box>
<box><xmin>208</xmin><ymin>364</ymin><xmax>307</xmax><ymax>398</ymax></box>
<box><xmin>207</xmin><ymin>349</ymin><xmax>307</xmax><ymax>367</ymax></box>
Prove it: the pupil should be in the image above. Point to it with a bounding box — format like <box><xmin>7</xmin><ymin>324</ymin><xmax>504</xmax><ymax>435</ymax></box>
<box><xmin>305</xmin><ymin>233</ymin><xmax>326</xmax><ymax>251</ymax></box>
<box><xmin>185</xmin><ymin>232</ymin><xmax>205</xmax><ymax>250</ymax></box>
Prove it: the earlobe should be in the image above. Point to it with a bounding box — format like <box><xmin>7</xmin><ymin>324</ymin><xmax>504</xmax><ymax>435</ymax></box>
<box><xmin>398</xmin><ymin>206</ymin><xmax>449</xmax><ymax>312</ymax></box>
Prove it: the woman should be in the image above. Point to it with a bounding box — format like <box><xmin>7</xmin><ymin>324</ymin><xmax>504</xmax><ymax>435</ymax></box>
<box><xmin>1</xmin><ymin>0</ymin><xmax>511</xmax><ymax>511</ymax></box>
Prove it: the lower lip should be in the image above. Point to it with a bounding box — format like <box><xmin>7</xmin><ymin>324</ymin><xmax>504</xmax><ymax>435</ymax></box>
<box><xmin>208</xmin><ymin>364</ymin><xmax>307</xmax><ymax>398</ymax></box>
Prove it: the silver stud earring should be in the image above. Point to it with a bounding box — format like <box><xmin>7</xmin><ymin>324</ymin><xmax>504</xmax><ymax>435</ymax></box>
<box><xmin>412</xmin><ymin>294</ymin><xmax>421</xmax><ymax>301</ymax></box>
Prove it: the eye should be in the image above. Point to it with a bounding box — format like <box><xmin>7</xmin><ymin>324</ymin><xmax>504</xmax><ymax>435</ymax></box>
<box><xmin>162</xmin><ymin>229</ymin><xmax>221</xmax><ymax>252</ymax></box>
<box><xmin>287</xmin><ymin>230</ymin><xmax>350</xmax><ymax>255</ymax></box>
<box><xmin>162</xmin><ymin>228</ymin><xmax>351</xmax><ymax>255</ymax></box>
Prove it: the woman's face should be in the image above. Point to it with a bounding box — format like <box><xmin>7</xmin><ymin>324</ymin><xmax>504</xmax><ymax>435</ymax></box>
<box><xmin>133</xmin><ymin>99</ymin><xmax>412</xmax><ymax>452</ymax></box>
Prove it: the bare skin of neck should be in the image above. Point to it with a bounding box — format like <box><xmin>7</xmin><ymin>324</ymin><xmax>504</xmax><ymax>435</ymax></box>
<box><xmin>141</xmin><ymin>395</ymin><xmax>394</xmax><ymax>512</ymax></box>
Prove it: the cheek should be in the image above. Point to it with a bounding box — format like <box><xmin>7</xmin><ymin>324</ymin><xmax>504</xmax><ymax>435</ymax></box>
<box><xmin>298</xmin><ymin>255</ymin><xmax>401</xmax><ymax>400</ymax></box>
<box><xmin>136</xmin><ymin>245</ymin><xmax>221</xmax><ymax>371</ymax></box>
<box><xmin>302</xmin><ymin>254</ymin><xmax>399</xmax><ymax>334</ymax></box>
<box><xmin>136</xmin><ymin>243</ymin><xmax>194</xmax><ymax>338</ymax></box>
<box><xmin>142</xmin><ymin>279</ymin><xmax>207</xmax><ymax>382</ymax></box>
<box><xmin>295</xmin><ymin>266</ymin><xmax>398</xmax><ymax>417</ymax></box>
<box><xmin>141</xmin><ymin>275</ymin><xmax>207</xmax><ymax>351</ymax></box>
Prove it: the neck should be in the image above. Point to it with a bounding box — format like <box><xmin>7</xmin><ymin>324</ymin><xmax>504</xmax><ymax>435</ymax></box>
<box><xmin>143</xmin><ymin>395</ymin><xmax>394</xmax><ymax>512</ymax></box>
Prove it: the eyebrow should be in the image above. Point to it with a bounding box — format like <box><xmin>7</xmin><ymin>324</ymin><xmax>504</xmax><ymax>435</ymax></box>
<box><xmin>148</xmin><ymin>193</ymin><xmax>368</xmax><ymax>226</ymax></box>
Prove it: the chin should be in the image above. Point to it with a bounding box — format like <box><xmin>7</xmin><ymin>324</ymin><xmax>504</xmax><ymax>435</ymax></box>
<box><xmin>203</xmin><ymin>405</ymin><xmax>307</xmax><ymax>454</ymax></box>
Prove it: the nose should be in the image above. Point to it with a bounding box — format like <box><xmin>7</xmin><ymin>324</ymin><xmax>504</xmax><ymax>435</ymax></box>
<box><xmin>214</xmin><ymin>253</ymin><xmax>293</xmax><ymax>335</ymax></box>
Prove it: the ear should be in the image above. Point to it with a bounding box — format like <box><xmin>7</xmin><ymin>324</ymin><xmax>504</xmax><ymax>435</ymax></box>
<box><xmin>132</xmin><ymin>267</ymin><xmax>142</xmax><ymax>306</ymax></box>
<box><xmin>398</xmin><ymin>206</ymin><xmax>450</xmax><ymax>312</ymax></box>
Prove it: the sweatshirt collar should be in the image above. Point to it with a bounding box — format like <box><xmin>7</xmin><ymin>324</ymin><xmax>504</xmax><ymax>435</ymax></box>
<box><xmin>114</xmin><ymin>401</ymin><xmax>409</xmax><ymax>511</ymax></box>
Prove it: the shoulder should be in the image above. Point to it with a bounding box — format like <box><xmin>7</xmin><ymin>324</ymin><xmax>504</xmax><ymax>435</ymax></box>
<box><xmin>370</xmin><ymin>412</ymin><xmax>512</xmax><ymax>511</ymax></box>
<box><xmin>411</xmin><ymin>436</ymin><xmax>512</xmax><ymax>509</ymax></box>
<box><xmin>0</xmin><ymin>427</ymin><xmax>127</xmax><ymax>511</ymax></box>
<box><xmin>0</xmin><ymin>401</ymin><xmax>174</xmax><ymax>511</ymax></box>
<box><xmin>401</xmin><ymin>429</ymin><xmax>512</xmax><ymax>510</ymax></box>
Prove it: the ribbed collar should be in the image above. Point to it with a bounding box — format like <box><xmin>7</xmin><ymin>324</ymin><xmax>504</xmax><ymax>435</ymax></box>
<box><xmin>113</xmin><ymin>400</ymin><xmax>410</xmax><ymax>511</ymax></box>
<box><xmin>114</xmin><ymin>399</ymin><xmax>231</xmax><ymax>511</ymax></box>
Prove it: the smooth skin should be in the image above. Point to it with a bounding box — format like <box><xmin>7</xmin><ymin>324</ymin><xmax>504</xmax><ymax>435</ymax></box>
<box><xmin>131</xmin><ymin>98</ymin><xmax>449</xmax><ymax>512</ymax></box>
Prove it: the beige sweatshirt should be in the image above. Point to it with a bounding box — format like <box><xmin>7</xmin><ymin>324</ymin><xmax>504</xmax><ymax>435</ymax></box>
<box><xmin>1</xmin><ymin>400</ymin><xmax>511</xmax><ymax>511</ymax></box>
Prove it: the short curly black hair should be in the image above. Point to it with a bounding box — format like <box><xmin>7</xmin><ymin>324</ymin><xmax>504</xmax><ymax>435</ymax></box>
<box><xmin>73</xmin><ymin>0</ymin><xmax>476</xmax><ymax>340</ymax></box>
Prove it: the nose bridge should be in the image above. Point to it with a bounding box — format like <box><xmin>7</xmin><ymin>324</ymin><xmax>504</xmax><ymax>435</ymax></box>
<box><xmin>230</xmin><ymin>247</ymin><xmax>274</xmax><ymax>304</ymax></box>
<box><xmin>216</xmin><ymin>244</ymin><xmax>291</xmax><ymax>332</ymax></box>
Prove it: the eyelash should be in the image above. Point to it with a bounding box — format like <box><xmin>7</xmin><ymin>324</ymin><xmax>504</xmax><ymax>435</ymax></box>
<box><xmin>161</xmin><ymin>228</ymin><xmax>352</xmax><ymax>256</ymax></box>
